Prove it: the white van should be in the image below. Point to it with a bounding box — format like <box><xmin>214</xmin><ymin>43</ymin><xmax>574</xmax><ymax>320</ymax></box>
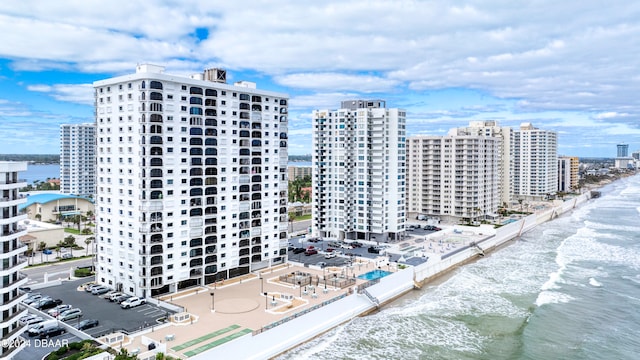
<box><xmin>27</xmin><ymin>319</ymin><xmax>58</xmax><ymax>337</ymax></box>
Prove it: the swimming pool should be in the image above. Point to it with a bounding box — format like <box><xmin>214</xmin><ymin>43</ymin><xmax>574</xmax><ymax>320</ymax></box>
<box><xmin>502</xmin><ymin>218</ymin><xmax>519</xmax><ymax>225</ymax></box>
<box><xmin>358</xmin><ymin>269</ymin><xmax>392</xmax><ymax>281</ymax></box>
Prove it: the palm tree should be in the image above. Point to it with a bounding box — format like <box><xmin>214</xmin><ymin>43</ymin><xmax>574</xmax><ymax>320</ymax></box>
<box><xmin>38</xmin><ymin>241</ymin><xmax>47</xmax><ymax>263</ymax></box>
<box><xmin>84</xmin><ymin>237</ymin><xmax>93</xmax><ymax>256</ymax></box>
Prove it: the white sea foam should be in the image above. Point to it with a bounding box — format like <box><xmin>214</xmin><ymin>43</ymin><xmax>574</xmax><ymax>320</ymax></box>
<box><xmin>589</xmin><ymin>278</ymin><xmax>602</xmax><ymax>287</ymax></box>
<box><xmin>621</xmin><ymin>275</ymin><xmax>640</xmax><ymax>285</ymax></box>
<box><xmin>535</xmin><ymin>290</ymin><xmax>574</xmax><ymax>306</ymax></box>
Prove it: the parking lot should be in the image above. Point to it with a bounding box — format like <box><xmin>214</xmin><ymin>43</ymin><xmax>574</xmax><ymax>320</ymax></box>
<box><xmin>29</xmin><ymin>277</ymin><xmax>173</xmax><ymax>337</ymax></box>
<box><xmin>14</xmin><ymin>330</ymin><xmax>81</xmax><ymax>360</ymax></box>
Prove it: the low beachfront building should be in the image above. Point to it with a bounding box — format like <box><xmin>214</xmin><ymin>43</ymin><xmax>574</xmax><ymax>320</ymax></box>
<box><xmin>18</xmin><ymin>193</ymin><xmax>94</xmax><ymax>222</ymax></box>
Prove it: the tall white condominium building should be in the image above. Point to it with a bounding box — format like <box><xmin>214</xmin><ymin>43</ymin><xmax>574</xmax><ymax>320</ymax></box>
<box><xmin>0</xmin><ymin>162</ymin><xmax>29</xmax><ymax>359</ymax></box>
<box><xmin>454</xmin><ymin>121</ymin><xmax>514</xmax><ymax>205</ymax></box>
<box><xmin>60</xmin><ymin>123</ymin><xmax>96</xmax><ymax>196</ymax></box>
<box><xmin>513</xmin><ymin>123</ymin><xmax>558</xmax><ymax>199</ymax></box>
<box><xmin>558</xmin><ymin>156</ymin><xmax>579</xmax><ymax>192</ymax></box>
<box><xmin>312</xmin><ymin>100</ymin><xmax>406</xmax><ymax>242</ymax></box>
<box><xmin>407</xmin><ymin>133</ymin><xmax>501</xmax><ymax>223</ymax></box>
<box><xmin>93</xmin><ymin>65</ymin><xmax>289</xmax><ymax>298</ymax></box>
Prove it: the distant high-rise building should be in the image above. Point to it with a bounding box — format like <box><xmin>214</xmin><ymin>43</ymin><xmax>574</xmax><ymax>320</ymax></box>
<box><xmin>407</xmin><ymin>133</ymin><xmax>501</xmax><ymax>223</ymax></box>
<box><xmin>287</xmin><ymin>165</ymin><xmax>312</xmax><ymax>181</ymax></box>
<box><xmin>60</xmin><ymin>123</ymin><xmax>96</xmax><ymax>196</ymax></box>
<box><xmin>0</xmin><ymin>162</ymin><xmax>29</xmax><ymax>359</ymax></box>
<box><xmin>513</xmin><ymin>123</ymin><xmax>558</xmax><ymax>198</ymax></box>
<box><xmin>617</xmin><ymin>143</ymin><xmax>629</xmax><ymax>157</ymax></box>
<box><xmin>312</xmin><ymin>100</ymin><xmax>405</xmax><ymax>242</ymax></box>
<box><xmin>615</xmin><ymin>143</ymin><xmax>633</xmax><ymax>168</ymax></box>
<box><xmin>558</xmin><ymin>156</ymin><xmax>579</xmax><ymax>192</ymax></box>
<box><xmin>454</xmin><ymin>121</ymin><xmax>514</xmax><ymax>205</ymax></box>
<box><xmin>93</xmin><ymin>64</ymin><xmax>289</xmax><ymax>298</ymax></box>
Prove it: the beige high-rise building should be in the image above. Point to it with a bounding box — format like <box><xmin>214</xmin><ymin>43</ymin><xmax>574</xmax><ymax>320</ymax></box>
<box><xmin>287</xmin><ymin>166</ymin><xmax>312</xmax><ymax>181</ymax></box>
<box><xmin>407</xmin><ymin>133</ymin><xmax>501</xmax><ymax>223</ymax></box>
<box><xmin>558</xmin><ymin>156</ymin><xmax>579</xmax><ymax>192</ymax></box>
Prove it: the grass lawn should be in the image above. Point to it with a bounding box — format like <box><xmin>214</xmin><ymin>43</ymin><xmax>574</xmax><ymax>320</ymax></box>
<box><xmin>289</xmin><ymin>213</ymin><xmax>312</xmax><ymax>221</ymax></box>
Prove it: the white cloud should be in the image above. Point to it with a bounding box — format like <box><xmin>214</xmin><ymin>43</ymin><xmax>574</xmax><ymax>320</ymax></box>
<box><xmin>27</xmin><ymin>83</ymin><xmax>94</xmax><ymax>105</ymax></box>
<box><xmin>1</xmin><ymin>1</ymin><xmax>640</xmax><ymax>155</ymax></box>
<box><xmin>275</xmin><ymin>73</ymin><xmax>399</xmax><ymax>93</ymax></box>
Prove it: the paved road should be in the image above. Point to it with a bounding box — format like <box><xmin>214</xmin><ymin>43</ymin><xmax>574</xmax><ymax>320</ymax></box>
<box><xmin>23</xmin><ymin>258</ymin><xmax>94</xmax><ymax>285</ymax></box>
<box><xmin>290</xmin><ymin>219</ymin><xmax>311</xmax><ymax>234</ymax></box>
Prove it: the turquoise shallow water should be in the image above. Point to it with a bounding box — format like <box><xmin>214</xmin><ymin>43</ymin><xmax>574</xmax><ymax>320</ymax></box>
<box><xmin>278</xmin><ymin>175</ymin><xmax>640</xmax><ymax>360</ymax></box>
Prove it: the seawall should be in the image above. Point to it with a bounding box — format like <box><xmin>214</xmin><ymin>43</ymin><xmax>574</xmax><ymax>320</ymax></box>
<box><xmin>192</xmin><ymin>192</ymin><xmax>593</xmax><ymax>360</ymax></box>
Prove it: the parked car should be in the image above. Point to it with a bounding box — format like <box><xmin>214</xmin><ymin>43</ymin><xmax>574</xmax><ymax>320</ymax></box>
<box><xmin>91</xmin><ymin>286</ymin><xmax>111</xmax><ymax>295</ymax></box>
<box><xmin>27</xmin><ymin>320</ymin><xmax>58</xmax><ymax>337</ymax></box>
<box><xmin>114</xmin><ymin>294</ymin><xmax>132</xmax><ymax>304</ymax></box>
<box><xmin>39</xmin><ymin>326</ymin><xmax>66</xmax><ymax>339</ymax></box>
<box><xmin>59</xmin><ymin>308</ymin><xmax>83</xmax><ymax>321</ymax></box>
<box><xmin>292</xmin><ymin>248</ymin><xmax>305</xmax><ymax>254</ymax></box>
<box><xmin>308</xmin><ymin>237</ymin><xmax>321</xmax><ymax>243</ymax></box>
<box><xmin>22</xmin><ymin>316</ymin><xmax>44</xmax><ymax>326</ymax></box>
<box><xmin>77</xmin><ymin>319</ymin><xmax>99</xmax><ymax>331</ymax></box>
<box><xmin>108</xmin><ymin>292</ymin><xmax>123</xmax><ymax>301</ymax></box>
<box><xmin>48</xmin><ymin>304</ymin><xmax>73</xmax><ymax>317</ymax></box>
<box><xmin>304</xmin><ymin>248</ymin><xmax>318</xmax><ymax>256</ymax></box>
<box><xmin>350</xmin><ymin>242</ymin><xmax>363</xmax><ymax>248</ymax></box>
<box><xmin>23</xmin><ymin>294</ymin><xmax>43</xmax><ymax>305</ymax></box>
<box><xmin>324</xmin><ymin>252</ymin><xmax>336</xmax><ymax>259</ymax></box>
<box><xmin>367</xmin><ymin>246</ymin><xmax>381</xmax><ymax>254</ymax></box>
<box><xmin>316</xmin><ymin>261</ymin><xmax>328</xmax><ymax>268</ymax></box>
<box><xmin>18</xmin><ymin>286</ymin><xmax>31</xmax><ymax>293</ymax></box>
<box><xmin>84</xmin><ymin>283</ymin><xmax>101</xmax><ymax>292</ymax></box>
<box><xmin>19</xmin><ymin>314</ymin><xmax>40</xmax><ymax>325</ymax></box>
<box><xmin>35</xmin><ymin>298</ymin><xmax>63</xmax><ymax>310</ymax></box>
<box><xmin>121</xmin><ymin>297</ymin><xmax>146</xmax><ymax>309</ymax></box>
<box><xmin>61</xmin><ymin>253</ymin><xmax>73</xmax><ymax>259</ymax></box>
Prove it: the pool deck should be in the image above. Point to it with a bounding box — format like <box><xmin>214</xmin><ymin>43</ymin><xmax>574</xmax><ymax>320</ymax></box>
<box><xmin>111</xmin><ymin>226</ymin><xmax>490</xmax><ymax>359</ymax></box>
<box><xmin>115</xmin><ymin>259</ymin><xmax>386</xmax><ymax>359</ymax></box>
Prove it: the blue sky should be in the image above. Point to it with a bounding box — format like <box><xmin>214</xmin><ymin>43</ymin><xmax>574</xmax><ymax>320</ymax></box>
<box><xmin>1</xmin><ymin>1</ymin><xmax>639</xmax><ymax>157</ymax></box>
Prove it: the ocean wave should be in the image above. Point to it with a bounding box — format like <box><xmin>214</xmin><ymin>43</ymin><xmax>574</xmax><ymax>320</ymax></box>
<box><xmin>589</xmin><ymin>278</ymin><xmax>602</xmax><ymax>287</ymax></box>
<box><xmin>535</xmin><ymin>290</ymin><xmax>574</xmax><ymax>306</ymax></box>
<box><xmin>583</xmin><ymin>220</ymin><xmax>640</xmax><ymax>233</ymax></box>
<box><xmin>621</xmin><ymin>275</ymin><xmax>640</xmax><ymax>285</ymax></box>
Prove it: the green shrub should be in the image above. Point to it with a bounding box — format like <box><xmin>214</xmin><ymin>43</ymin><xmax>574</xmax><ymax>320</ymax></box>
<box><xmin>55</xmin><ymin>345</ymin><xmax>69</xmax><ymax>355</ymax></box>
<box><xmin>74</xmin><ymin>268</ymin><xmax>92</xmax><ymax>277</ymax></box>
<box><xmin>69</xmin><ymin>341</ymin><xmax>84</xmax><ymax>350</ymax></box>
<box><xmin>47</xmin><ymin>354</ymin><xmax>59</xmax><ymax>360</ymax></box>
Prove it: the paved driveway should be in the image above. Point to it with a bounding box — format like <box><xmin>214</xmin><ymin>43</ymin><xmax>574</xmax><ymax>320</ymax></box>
<box><xmin>33</xmin><ymin>278</ymin><xmax>174</xmax><ymax>337</ymax></box>
<box><xmin>14</xmin><ymin>331</ymin><xmax>81</xmax><ymax>360</ymax></box>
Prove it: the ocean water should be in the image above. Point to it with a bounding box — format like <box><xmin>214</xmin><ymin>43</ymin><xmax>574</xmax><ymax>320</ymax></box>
<box><xmin>278</xmin><ymin>175</ymin><xmax>640</xmax><ymax>360</ymax></box>
<box><xmin>23</xmin><ymin>164</ymin><xmax>60</xmax><ymax>184</ymax></box>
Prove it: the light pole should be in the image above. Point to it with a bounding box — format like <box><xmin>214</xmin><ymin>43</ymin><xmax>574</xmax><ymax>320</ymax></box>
<box><xmin>260</xmin><ymin>274</ymin><xmax>264</xmax><ymax>293</ymax></box>
<box><xmin>264</xmin><ymin>292</ymin><xmax>268</xmax><ymax>310</ymax></box>
<box><xmin>210</xmin><ymin>292</ymin><xmax>215</xmax><ymax>312</ymax></box>
<box><xmin>298</xmin><ymin>281</ymin><xmax>302</xmax><ymax>297</ymax></box>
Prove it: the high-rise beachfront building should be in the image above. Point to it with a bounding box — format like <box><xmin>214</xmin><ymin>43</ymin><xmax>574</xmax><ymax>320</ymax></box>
<box><xmin>312</xmin><ymin>100</ymin><xmax>406</xmax><ymax>242</ymax></box>
<box><xmin>60</xmin><ymin>123</ymin><xmax>96</xmax><ymax>196</ymax></box>
<box><xmin>453</xmin><ymin>121</ymin><xmax>514</xmax><ymax>205</ymax></box>
<box><xmin>558</xmin><ymin>156</ymin><xmax>579</xmax><ymax>192</ymax></box>
<box><xmin>93</xmin><ymin>65</ymin><xmax>289</xmax><ymax>298</ymax></box>
<box><xmin>0</xmin><ymin>162</ymin><xmax>29</xmax><ymax>359</ymax></box>
<box><xmin>512</xmin><ymin>123</ymin><xmax>558</xmax><ymax>199</ymax></box>
<box><xmin>406</xmin><ymin>132</ymin><xmax>501</xmax><ymax>223</ymax></box>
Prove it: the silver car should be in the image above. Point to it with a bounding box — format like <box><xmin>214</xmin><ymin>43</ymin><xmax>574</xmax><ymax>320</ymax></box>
<box><xmin>58</xmin><ymin>308</ymin><xmax>83</xmax><ymax>321</ymax></box>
